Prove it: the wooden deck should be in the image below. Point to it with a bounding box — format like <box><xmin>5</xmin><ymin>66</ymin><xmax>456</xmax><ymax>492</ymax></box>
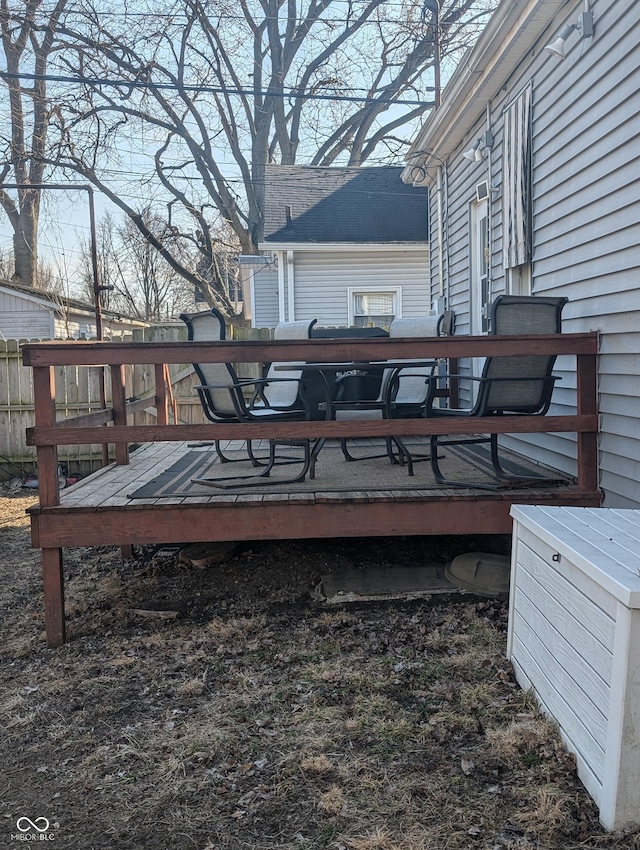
<box><xmin>21</xmin><ymin>332</ymin><xmax>601</xmax><ymax>646</ymax></box>
<box><xmin>30</xmin><ymin>437</ymin><xmax>600</xmax><ymax>549</ymax></box>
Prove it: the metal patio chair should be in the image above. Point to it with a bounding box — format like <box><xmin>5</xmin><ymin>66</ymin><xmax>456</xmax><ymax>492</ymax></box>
<box><xmin>181</xmin><ymin>307</ymin><xmax>267</xmax><ymax>467</ymax></box>
<box><xmin>424</xmin><ymin>294</ymin><xmax>569</xmax><ymax>489</ymax></box>
<box><xmin>331</xmin><ymin>315</ymin><xmax>442</xmax><ymax>476</ymax></box>
<box><xmin>182</xmin><ymin>313</ymin><xmax>326</xmax><ymax>488</ymax></box>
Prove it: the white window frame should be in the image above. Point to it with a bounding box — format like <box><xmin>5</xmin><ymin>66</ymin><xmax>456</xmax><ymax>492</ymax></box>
<box><xmin>347</xmin><ymin>285</ymin><xmax>402</xmax><ymax>328</ymax></box>
<box><xmin>470</xmin><ymin>198</ymin><xmax>489</xmax><ymax>336</ymax></box>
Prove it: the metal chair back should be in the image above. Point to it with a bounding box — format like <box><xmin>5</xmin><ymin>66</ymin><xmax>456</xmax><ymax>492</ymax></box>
<box><xmin>260</xmin><ymin>319</ymin><xmax>317</xmax><ymax>409</ymax></box>
<box><xmin>475</xmin><ymin>295</ymin><xmax>568</xmax><ymax>415</ymax></box>
<box><xmin>383</xmin><ymin>315</ymin><xmax>441</xmax><ymax>405</ymax></box>
<box><xmin>180</xmin><ymin>308</ymin><xmax>238</xmax><ymax>420</ymax></box>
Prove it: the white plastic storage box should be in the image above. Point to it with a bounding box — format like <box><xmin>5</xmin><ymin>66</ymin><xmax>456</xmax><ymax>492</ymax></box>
<box><xmin>507</xmin><ymin>505</ymin><xmax>640</xmax><ymax>830</ymax></box>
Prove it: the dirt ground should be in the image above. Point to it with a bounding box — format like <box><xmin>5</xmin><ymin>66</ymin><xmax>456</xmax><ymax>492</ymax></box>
<box><xmin>1</xmin><ymin>488</ymin><xmax>639</xmax><ymax>850</ymax></box>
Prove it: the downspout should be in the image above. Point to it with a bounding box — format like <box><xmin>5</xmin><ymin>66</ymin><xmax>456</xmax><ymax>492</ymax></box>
<box><xmin>436</xmin><ymin>167</ymin><xmax>445</xmax><ymax>303</ymax></box>
<box><xmin>277</xmin><ymin>251</ymin><xmax>286</xmax><ymax>321</ymax></box>
<box><xmin>485</xmin><ymin>101</ymin><xmax>494</xmax><ymax>305</ymax></box>
<box><xmin>287</xmin><ymin>250</ymin><xmax>295</xmax><ymax>321</ymax></box>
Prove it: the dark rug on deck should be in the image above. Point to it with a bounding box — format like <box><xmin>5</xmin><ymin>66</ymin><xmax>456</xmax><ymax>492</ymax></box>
<box><xmin>127</xmin><ymin>440</ymin><xmax>573</xmax><ymax>499</ymax></box>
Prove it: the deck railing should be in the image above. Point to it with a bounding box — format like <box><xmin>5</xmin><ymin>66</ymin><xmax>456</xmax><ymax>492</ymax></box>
<box><xmin>22</xmin><ymin>332</ymin><xmax>599</xmax><ymax>510</ymax></box>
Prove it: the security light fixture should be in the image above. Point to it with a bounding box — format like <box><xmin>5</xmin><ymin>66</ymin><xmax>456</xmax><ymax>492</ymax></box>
<box><xmin>462</xmin><ymin>130</ymin><xmax>494</xmax><ymax>163</ymax></box>
<box><xmin>545</xmin><ymin>11</ymin><xmax>594</xmax><ymax>59</ymax></box>
<box><xmin>463</xmin><ymin>139</ymin><xmax>482</xmax><ymax>162</ymax></box>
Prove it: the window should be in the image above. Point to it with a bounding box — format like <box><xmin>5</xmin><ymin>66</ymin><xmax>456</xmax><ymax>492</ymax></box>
<box><xmin>348</xmin><ymin>287</ymin><xmax>401</xmax><ymax>330</ymax></box>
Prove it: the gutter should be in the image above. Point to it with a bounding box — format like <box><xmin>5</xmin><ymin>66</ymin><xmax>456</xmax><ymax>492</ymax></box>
<box><xmin>402</xmin><ymin>0</ymin><xmax>573</xmax><ymax>183</ymax></box>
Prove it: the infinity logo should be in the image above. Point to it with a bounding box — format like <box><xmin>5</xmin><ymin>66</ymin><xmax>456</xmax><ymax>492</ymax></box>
<box><xmin>16</xmin><ymin>817</ymin><xmax>50</xmax><ymax>833</ymax></box>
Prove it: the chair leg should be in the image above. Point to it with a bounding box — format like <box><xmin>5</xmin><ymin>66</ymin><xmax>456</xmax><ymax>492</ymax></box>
<box><xmin>489</xmin><ymin>434</ymin><xmax>552</xmax><ymax>485</ymax></box>
<box><xmin>430</xmin><ymin>435</ymin><xmax>447</xmax><ymax>484</ymax></box>
<box><xmin>309</xmin><ymin>438</ymin><xmax>325</xmax><ymax>479</ymax></box>
<box><xmin>430</xmin><ymin>434</ymin><xmax>548</xmax><ymax>490</ymax></box>
<box><xmin>192</xmin><ymin>440</ymin><xmax>312</xmax><ymax>489</ymax></box>
<box><xmin>339</xmin><ymin>436</ymin><xmax>402</xmax><ymax>465</ymax></box>
<box><xmin>390</xmin><ymin>436</ymin><xmax>415</xmax><ymax>476</ymax></box>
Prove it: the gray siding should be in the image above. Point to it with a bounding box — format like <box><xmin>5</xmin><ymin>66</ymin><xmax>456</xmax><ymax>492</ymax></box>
<box><xmin>251</xmin><ymin>267</ymin><xmax>280</xmax><ymax>328</ymax></box>
<box><xmin>0</xmin><ymin>288</ymin><xmax>55</xmax><ymax>339</ymax></box>
<box><xmin>425</xmin><ymin>0</ymin><xmax>640</xmax><ymax>506</ymax></box>
<box><xmin>0</xmin><ymin>309</ymin><xmax>53</xmax><ymax>339</ymax></box>
<box><xmin>291</xmin><ymin>249</ymin><xmax>430</xmax><ymax>326</ymax></box>
<box><xmin>532</xmin><ymin>0</ymin><xmax>640</xmax><ymax>506</ymax></box>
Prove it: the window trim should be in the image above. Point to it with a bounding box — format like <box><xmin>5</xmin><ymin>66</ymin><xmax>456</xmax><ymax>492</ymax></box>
<box><xmin>347</xmin><ymin>285</ymin><xmax>402</xmax><ymax>328</ymax></box>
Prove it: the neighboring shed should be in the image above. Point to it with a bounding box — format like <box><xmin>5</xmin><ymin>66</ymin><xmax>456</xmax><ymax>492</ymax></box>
<box><xmin>402</xmin><ymin>0</ymin><xmax>640</xmax><ymax>508</ymax></box>
<box><xmin>0</xmin><ymin>279</ymin><xmax>151</xmax><ymax>340</ymax></box>
<box><xmin>252</xmin><ymin>165</ymin><xmax>431</xmax><ymax>328</ymax></box>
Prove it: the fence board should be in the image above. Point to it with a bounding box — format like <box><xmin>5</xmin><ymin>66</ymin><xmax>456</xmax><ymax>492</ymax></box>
<box><xmin>0</xmin><ymin>327</ymin><xmax>274</xmax><ymax>476</ymax></box>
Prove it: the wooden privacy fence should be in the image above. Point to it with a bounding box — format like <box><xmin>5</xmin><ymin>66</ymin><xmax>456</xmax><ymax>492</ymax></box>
<box><xmin>0</xmin><ymin>325</ymin><xmax>272</xmax><ymax>476</ymax></box>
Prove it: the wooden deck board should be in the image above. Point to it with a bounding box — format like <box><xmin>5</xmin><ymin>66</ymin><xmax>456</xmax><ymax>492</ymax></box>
<box><xmin>27</xmin><ymin>439</ymin><xmax>601</xmax><ymax>552</ymax></box>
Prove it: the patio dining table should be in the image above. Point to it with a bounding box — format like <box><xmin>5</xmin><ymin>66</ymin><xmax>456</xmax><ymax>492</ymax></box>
<box><xmin>275</xmin><ymin>358</ymin><xmax>440</xmax><ymax>476</ymax></box>
<box><xmin>274</xmin><ymin>358</ymin><xmax>439</xmax><ymax>414</ymax></box>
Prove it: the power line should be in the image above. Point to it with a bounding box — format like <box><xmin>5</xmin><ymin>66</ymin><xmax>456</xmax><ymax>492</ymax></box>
<box><xmin>0</xmin><ymin>71</ymin><xmax>435</xmax><ymax>107</ymax></box>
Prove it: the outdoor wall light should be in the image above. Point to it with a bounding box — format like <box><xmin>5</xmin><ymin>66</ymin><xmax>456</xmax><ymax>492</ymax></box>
<box><xmin>463</xmin><ymin>139</ymin><xmax>483</xmax><ymax>162</ymax></box>
<box><xmin>545</xmin><ymin>10</ymin><xmax>594</xmax><ymax>59</ymax></box>
<box><xmin>462</xmin><ymin>130</ymin><xmax>493</xmax><ymax>163</ymax></box>
<box><xmin>238</xmin><ymin>254</ymin><xmax>276</xmax><ymax>270</ymax></box>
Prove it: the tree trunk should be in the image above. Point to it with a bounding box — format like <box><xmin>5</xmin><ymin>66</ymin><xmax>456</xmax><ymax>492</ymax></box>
<box><xmin>12</xmin><ymin>202</ymin><xmax>38</xmax><ymax>288</ymax></box>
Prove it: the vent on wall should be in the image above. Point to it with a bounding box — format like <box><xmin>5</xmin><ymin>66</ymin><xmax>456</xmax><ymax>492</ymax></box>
<box><xmin>476</xmin><ymin>181</ymin><xmax>489</xmax><ymax>202</ymax></box>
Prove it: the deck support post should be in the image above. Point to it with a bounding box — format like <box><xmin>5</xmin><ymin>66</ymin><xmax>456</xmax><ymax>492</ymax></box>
<box><xmin>32</xmin><ymin>366</ymin><xmax>67</xmax><ymax>646</ymax></box>
<box><xmin>42</xmin><ymin>547</ymin><xmax>65</xmax><ymax>647</ymax></box>
<box><xmin>576</xmin><ymin>349</ymin><xmax>599</xmax><ymax>493</ymax></box>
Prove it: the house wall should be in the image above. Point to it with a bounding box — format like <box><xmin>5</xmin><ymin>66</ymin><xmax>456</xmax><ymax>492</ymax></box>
<box><xmin>251</xmin><ymin>267</ymin><xmax>280</xmax><ymax>328</ymax></box>
<box><xmin>286</xmin><ymin>248</ymin><xmax>430</xmax><ymax>327</ymax></box>
<box><xmin>0</xmin><ymin>289</ymin><xmax>54</xmax><ymax>339</ymax></box>
<box><xmin>53</xmin><ymin>314</ymin><xmax>97</xmax><ymax>339</ymax></box>
<box><xmin>425</xmin><ymin>0</ymin><xmax>640</xmax><ymax>507</ymax></box>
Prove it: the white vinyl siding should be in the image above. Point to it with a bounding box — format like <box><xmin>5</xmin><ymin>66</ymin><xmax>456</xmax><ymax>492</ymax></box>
<box><xmin>425</xmin><ymin>0</ymin><xmax>640</xmax><ymax>508</ymax></box>
<box><xmin>291</xmin><ymin>249</ymin><xmax>429</xmax><ymax>327</ymax></box>
<box><xmin>0</xmin><ymin>309</ymin><xmax>53</xmax><ymax>340</ymax></box>
<box><xmin>530</xmin><ymin>0</ymin><xmax>640</xmax><ymax>506</ymax></box>
<box><xmin>251</xmin><ymin>267</ymin><xmax>280</xmax><ymax>328</ymax></box>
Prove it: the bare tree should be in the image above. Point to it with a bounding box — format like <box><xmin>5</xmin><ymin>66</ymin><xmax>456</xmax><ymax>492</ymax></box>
<box><xmin>46</xmin><ymin>0</ymin><xmax>494</xmax><ymax>311</ymax></box>
<box><xmin>77</xmin><ymin>208</ymin><xmax>197</xmax><ymax>320</ymax></box>
<box><xmin>0</xmin><ymin>0</ymin><xmax>67</xmax><ymax>287</ymax></box>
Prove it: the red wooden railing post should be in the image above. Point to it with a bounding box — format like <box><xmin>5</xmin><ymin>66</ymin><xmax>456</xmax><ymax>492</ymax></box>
<box><xmin>155</xmin><ymin>363</ymin><xmax>169</xmax><ymax>426</ymax></box>
<box><xmin>110</xmin><ymin>364</ymin><xmax>129</xmax><ymax>465</ymax></box>
<box><xmin>576</xmin><ymin>348</ymin><xmax>599</xmax><ymax>493</ymax></box>
<box><xmin>32</xmin><ymin>365</ymin><xmax>66</xmax><ymax>647</ymax></box>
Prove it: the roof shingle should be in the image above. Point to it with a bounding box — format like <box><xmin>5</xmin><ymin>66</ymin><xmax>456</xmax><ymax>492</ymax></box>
<box><xmin>262</xmin><ymin>165</ymin><xmax>428</xmax><ymax>244</ymax></box>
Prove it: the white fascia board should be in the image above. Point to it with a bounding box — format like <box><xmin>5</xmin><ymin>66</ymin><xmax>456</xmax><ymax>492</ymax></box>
<box><xmin>402</xmin><ymin>0</ymin><xmax>572</xmax><ymax>186</ymax></box>
<box><xmin>258</xmin><ymin>242</ymin><xmax>428</xmax><ymax>252</ymax></box>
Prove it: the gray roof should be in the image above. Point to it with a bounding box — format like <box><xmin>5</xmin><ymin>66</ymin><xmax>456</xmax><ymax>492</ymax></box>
<box><xmin>262</xmin><ymin>165</ymin><xmax>428</xmax><ymax>244</ymax></box>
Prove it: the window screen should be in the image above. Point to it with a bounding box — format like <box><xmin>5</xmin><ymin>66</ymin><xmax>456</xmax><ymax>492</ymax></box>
<box><xmin>353</xmin><ymin>293</ymin><xmax>395</xmax><ymax>328</ymax></box>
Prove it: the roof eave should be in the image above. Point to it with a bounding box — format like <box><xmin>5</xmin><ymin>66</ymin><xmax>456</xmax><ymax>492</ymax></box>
<box><xmin>258</xmin><ymin>241</ymin><xmax>429</xmax><ymax>252</ymax></box>
<box><xmin>402</xmin><ymin>0</ymin><xmax>570</xmax><ymax>185</ymax></box>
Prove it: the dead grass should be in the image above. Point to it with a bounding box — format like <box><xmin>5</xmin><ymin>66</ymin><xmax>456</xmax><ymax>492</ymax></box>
<box><xmin>1</xmin><ymin>489</ymin><xmax>640</xmax><ymax>849</ymax></box>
